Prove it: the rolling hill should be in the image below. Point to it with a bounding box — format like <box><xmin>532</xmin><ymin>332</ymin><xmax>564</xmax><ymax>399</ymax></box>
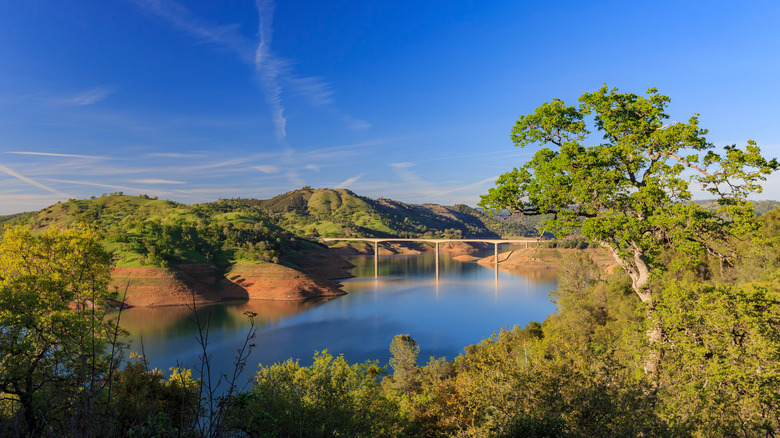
<box><xmin>218</xmin><ymin>187</ymin><xmax>532</xmax><ymax>239</ymax></box>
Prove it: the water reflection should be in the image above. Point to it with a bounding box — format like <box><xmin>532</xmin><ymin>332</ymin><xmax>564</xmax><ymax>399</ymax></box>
<box><xmin>118</xmin><ymin>298</ymin><xmax>336</xmax><ymax>336</ymax></box>
<box><xmin>118</xmin><ymin>253</ymin><xmax>557</xmax><ymax>382</ymax></box>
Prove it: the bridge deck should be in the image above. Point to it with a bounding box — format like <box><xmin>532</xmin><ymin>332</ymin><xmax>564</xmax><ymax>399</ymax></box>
<box><xmin>320</xmin><ymin>237</ymin><xmax>538</xmax><ymax>244</ymax></box>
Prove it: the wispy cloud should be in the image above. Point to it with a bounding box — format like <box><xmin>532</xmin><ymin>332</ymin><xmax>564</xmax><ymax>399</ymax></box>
<box><xmin>335</xmin><ymin>173</ymin><xmax>365</xmax><ymax>189</ymax></box>
<box><xmin>285</xmin><ymin>171</ymin><xmax>305</xmax><ymax>187</ymax></box>
<box><xmin>68</xmin><ymin>86</ymin><xmax>115</xmax><ymax>106</ymax></box>
<box><xmin>288</xmin><ymin>76</ymin><xmax>334</xmax><ymax>107</ymax></box>
<box><xmin>147</xmin><ymin>152</ymin><xmax>208</xmax><ymax>158</ymax></box>
<box><xmin>387</xmin><ymin>162</ymin><xmax>497</xmax><ymax>202</ymax></box>
<box><xmin>46</xmin><ymin>178</ymin><xmax>168</xmax><ymax>195</ymax></box>
<box><xmin>133</xmin><ymin>0</ymin><xmax>367</xmax><ymax>143</ymax></box>
<box><xmin>391</xmin><ymin>162</ymin><xmax>426</xmax><ymax>187</ymax></box>
<box><xmin>306</xmin><ymin>139</ymin><xmax>388</xmax><ymax>160</ymax></box>
<box><xmin>254</xmin><ymin>0</ymin><xmax>289</xmax><ymax>143</ymax></box>
<box><xmin>0</xmin><ymin>163</ymin><xmax>70</xmax><ymax>197</ymax></box>
<box><xmin>179</xmin><ymin>158</ymin><xmax>251</xmax><ymax>172</ymax></box>
<box><xmin>131</xmin><ymin>179</ymin><xmax>186</xmax><ymax>184</ymax></box>
<box><xmin>6</xmin><ymin>151</ymin><xmax>109</xmax><ymax>159</ymax></box>
<box><xmin>344</xmin><ymin>116</ymin><xmax>372</xmax><ymax>131</ymax></box>
<box><xmin>305</xmin><ymin>164</ymin><xmax>320</xmax><ymax>171</ymax></box>
<box><xmin>254</xmin><ymin>165</ymin><xmax>280</xmax><ymax>174</ymax></box>
<box><xmin>0</xmin><ymin>194</ymin><xmax>68</xmax><ymax>215</ymax></box>
<box><xmin>132</xmin><ymin>0</ymin><xmax>254</xmax><ymax>62</ymax></box>
<box><xmin>434</xmin><ymin>176</ymin><xmax>499</xmax><ymax>196</ymax></box>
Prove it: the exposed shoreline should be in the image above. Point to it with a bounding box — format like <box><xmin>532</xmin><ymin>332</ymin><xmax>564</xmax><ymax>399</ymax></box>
<box><xmin>110</xmin><ymin>249</ymin><xmax>353</xmax><ymax>308</ymax></box>
<box><xmin>109</xmin><ymin>244</ymin><xmax>614</xmax><ymax>308</ymax></box>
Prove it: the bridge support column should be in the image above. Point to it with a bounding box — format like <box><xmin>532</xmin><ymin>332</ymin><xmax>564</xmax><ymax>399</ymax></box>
<box><xmin>494</xmin><ymin>242</ymin><xmax>499</xmax><ymax>264</ymax></box>
<box><xmin>435</xmin><ymin>242</ymin><xmax>440</xmax><ymax>280</ymax></box>
<box><xmin>374</xmin><ymin>241</ymin><xmax>378</xmax><ymax>278</ymax></box>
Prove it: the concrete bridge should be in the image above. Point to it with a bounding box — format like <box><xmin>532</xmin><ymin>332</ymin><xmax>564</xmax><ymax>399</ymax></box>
<box><xmin>320</xmin><ymin>237</ymin><xmax>539</xmax><ymax>278</ymax></box>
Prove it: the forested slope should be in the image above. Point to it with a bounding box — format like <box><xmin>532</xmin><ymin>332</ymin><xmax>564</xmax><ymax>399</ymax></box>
<box><xmin>217</xmin><ymin>187</ymin><xmax>532</xmax><ymax>239</ymax></box>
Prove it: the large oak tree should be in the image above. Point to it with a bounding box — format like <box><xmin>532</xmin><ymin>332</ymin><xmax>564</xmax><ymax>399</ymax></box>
<box><xmin>480</xmin><ymin>85</ymin><xmax>778</xmax><ymax>304</ymax></box>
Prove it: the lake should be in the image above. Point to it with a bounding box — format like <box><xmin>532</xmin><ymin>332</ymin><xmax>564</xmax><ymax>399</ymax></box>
<box><xmin>118</xmin><ymin>250</ymin><xmax>558</xmax><ymax>383</ymax></box>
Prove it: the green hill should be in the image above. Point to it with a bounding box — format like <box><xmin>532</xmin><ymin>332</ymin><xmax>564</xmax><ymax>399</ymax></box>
<box><xmin>220</xmin><ymin>187</ymin><xmax>532</xmax><ymax>239</ymax></box>
<box><xmin>0</xmin><ymin>189</ymin><xmax>532</xmax><ymax>272</ymax></box>
<box><xmin>0</xmin><ymin>194</ymin><xmax>320</xmax><ymax>269</ymax></box>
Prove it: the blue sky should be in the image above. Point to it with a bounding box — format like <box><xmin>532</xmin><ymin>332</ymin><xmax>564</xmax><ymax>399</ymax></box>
<box><xmin>1</xmin><ymin>0</ymin><xmax>779</xmax><ymax>215</ymax></box>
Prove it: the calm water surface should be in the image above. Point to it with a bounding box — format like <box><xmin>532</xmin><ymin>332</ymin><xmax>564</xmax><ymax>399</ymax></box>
<box><xmin>119</xmin><ymin>251</ymin><xmax>557</xmax><ymax>379</ymax></box>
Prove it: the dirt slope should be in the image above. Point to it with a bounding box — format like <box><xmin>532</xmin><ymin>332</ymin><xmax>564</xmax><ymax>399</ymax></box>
<box><xmin>110</xmin><ymin>262</ymin><xmax>345</xmax><ymax>308</ymax></box>
<box><xmin>476</xmin><ymin>247</ymin><xmax>617</xmax><ymax>272</ymax></box>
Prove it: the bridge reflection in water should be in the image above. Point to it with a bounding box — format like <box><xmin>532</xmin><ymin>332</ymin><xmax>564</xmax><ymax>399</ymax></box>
<box><xmin>321</xmin><ymin>238</ymin><xmax>539</xmax><ymax>280</ymax></box>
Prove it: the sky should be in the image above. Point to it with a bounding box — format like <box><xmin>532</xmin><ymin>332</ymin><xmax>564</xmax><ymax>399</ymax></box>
<box><xmin>1</xmin><ymin>0</ymin><xmax>779</xmax><ymax>215</ymax></box>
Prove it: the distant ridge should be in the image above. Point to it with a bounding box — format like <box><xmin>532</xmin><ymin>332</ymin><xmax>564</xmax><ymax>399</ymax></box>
<box><xmin>693</xmin><ymin>199</ymin><xmax>780</xmax><ymax>216</ymax></box>
<box><xmin>213</xmin><ymin>187</ymin><xmax>532</xmax><ymax>239</ymax></box>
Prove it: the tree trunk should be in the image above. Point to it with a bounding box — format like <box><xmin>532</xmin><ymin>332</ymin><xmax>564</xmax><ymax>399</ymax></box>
<box><xmin>602</xmin><ymin>241</ymin><xmax>663</xmax><ymax>378</ymax></box>
<box><xmin>603</xmin><ymin>243</ymin><xmax>653</xmax><ymax>303</ymax></box>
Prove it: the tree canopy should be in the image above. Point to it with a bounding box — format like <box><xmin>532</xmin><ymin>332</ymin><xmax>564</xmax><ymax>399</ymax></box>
<box><xmin>480</xmin><ymin>85</ymin><xmax>778</xmax><ymax>303</ymax></box>
<box><xmin>0</xmin><ymin>226</ymin><xmax>117</xmax><ymax>434</ymax></box>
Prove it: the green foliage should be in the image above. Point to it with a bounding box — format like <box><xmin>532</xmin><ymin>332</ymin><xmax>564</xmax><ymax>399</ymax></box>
<box><xmin>111</xmin><ymin>354</ymin><xmax>200</xmax><ymax>434</ymax></box>
<box><xmin>0</xmin><ymin>194</ymin><xmax>305</xmax><ymax>268</ymax></box>
<box><xmin>395</xmin><ymin>320</ymin><xmax>667</xmax><ymax>437</ymax></box>
<box><xmin>546</xmin><ymin>254</ymin><xmax>640</xmax><ymax>352</ymax></box>
<box><xmin>480</xmin><ymin>85</ymin><xmax>778</xmax><ymax>303</ymax></box>
<box><xmin>0</xmin><ymin>226</ymin><xmax>118</xmax><ymax>435</ymax></box>
<box><xmin>229</xmin><ymin>351</ymin><xmax>404</xmax><ymax>437</ymax></box>
<box><xmin>388</xmin><ymin>334</ymin><xmax>421</xmax><ymax>395</ymax></box>
<box><xmin>497</xmin><ymin>413</ymin><xmax>569</xmax><ymax>438</ymax></box>
<box><xmin>655</xmin><ymin>277</ymin><xmax>780</xmax><ymax>436</ymax></box>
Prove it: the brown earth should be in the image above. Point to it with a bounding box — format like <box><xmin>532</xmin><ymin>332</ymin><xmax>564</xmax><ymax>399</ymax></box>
<box><xmin>475</xmin><ymin>247</ymin><xmax>617</xmax><ymax>272</ymax></box>
<box><xmin>225</xmin><ymin>263</ymin><xmax>345</xmax><ymax>301</ymax></box>
<box><xmin>282</xmin><ymin>249</ymin><xmax>356</xmax><ymax>280</ymax></box>
<box><xmin>110</xmin><ymin>261</ymin><xmax>345</xmax><ymax>308</ymax></box>
<box><xmin>453</xmin><ymin>254</ymin><xmax>482</xmax><ymax>262</ymax></box>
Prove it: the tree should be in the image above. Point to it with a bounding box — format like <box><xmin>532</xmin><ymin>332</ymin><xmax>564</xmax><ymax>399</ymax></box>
<box><xmin>0</xmin><ymin>226</ymin><xmax>117</xmax><ymax>435</ymax></box>
<box><xmin>388</xmin><ymin>334</ymin><xmax>420</xmax><ymax>395</ymax></box>
<box><xmin>229</xmin><ymin>351</ymin><xmax>403</xmax><ymax>437</ymax></box>
<box><xmin>654</xmin><ymin>277</ymin><xmax>780</xmax><ymax>435</ymax></box>
<box><xmin>480</xmin><ymin>85</ymin><xmax>778</xmax><ymax>305</ymax></box>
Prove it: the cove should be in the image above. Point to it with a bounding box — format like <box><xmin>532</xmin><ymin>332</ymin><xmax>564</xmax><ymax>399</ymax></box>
<box><xmin>118</xmin><ymin>251</ymin><xmax>558</xmax><ymax>381</ymax></box>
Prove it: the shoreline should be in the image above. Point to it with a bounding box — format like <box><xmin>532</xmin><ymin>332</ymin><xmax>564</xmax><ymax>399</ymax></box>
<box><xmin>110</xmin><ymin>250</ymin><xmax>352</xmax><ymax>308</ymax></box>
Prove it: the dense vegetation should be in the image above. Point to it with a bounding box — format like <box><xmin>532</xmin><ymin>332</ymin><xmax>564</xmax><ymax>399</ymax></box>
<box><xmin>0</xmin><ymin>194</ymin><xmax>317</xmax><ymax>269</ymax></box>
<box><xmin>1</xmin><ymin>206</ymin><xmax>778</xmax><ymax>436</ymax></box>
<box><xmin>0</xmin><ymin>189</ymin><xmax>532</xmax><ymax>270</ymax></box>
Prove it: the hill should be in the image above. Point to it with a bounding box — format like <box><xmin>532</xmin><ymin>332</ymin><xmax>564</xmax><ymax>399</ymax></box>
<box><xmin>0</xmin><ymin>189</ymin><xmax>533</xmax><ymax>305</ymax></box>
<box><xmin>0</xmin><ymin>194</ymin><xmax>347</xmax><ymax>306</ymax></box>
<box><xmin>0</xmin><ymin>194</ymin><xmax>317</xmax><ymax>267</ymax></box>
<box><xmin>220</xmin><ymin>187</ymin><xmax>532</xmax><ymax>239</ymax></box>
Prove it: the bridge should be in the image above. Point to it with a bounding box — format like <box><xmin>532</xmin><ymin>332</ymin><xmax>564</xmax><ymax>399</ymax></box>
<box><xmin>320</xmin><ymin>237</ymin><xmax>539</xmax><ymax>278</ymax></box>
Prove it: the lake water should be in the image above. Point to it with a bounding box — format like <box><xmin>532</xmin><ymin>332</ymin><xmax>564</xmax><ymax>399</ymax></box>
<box><xmin>118</xmin><ymin>251</ymin><xmax>558</xmax><ymax>382</ymax></box>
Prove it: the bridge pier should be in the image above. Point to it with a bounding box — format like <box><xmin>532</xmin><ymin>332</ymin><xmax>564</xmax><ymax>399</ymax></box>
<box><xmin>374</xmin><ymin>241</ymin><xmax>378</xmax><ymax>278</ymax></box>
<box><xmin>435</xmin><ymin>242</ymin><xmax>440</xmax><ymax>279</ymax></box>
<box><xmin>319</xmin><ymin>237</ymin><xmax>539</xmax><ymax>280</ymax></box>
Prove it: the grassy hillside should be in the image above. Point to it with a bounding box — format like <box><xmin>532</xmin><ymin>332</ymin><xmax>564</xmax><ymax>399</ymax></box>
<box><xmin>0</xmin><ymin>189</ymin><xmax>531</xmax><ymax>271</ymax></box>
<box><xmin>223</xmin><ymin>187</ymin><xmax>532</xmax><ymax>239</ymax></box>
<box><xmin>0</xmin><ymin>194</ymin><xmax>321</xmax><ymax>269</ymax></box>
<box><xmin>4</xmin><ymin>193</ymin><xmax>774</xmax><ymax>265</ymax></box>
